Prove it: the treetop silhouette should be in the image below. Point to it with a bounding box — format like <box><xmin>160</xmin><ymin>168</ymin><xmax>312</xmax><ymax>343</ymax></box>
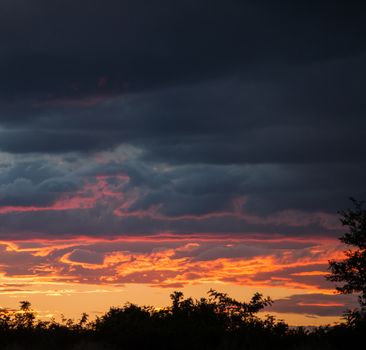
<box><xmin>327</xmin><ymin>197</ymin><xmax>366</xmax><ymax>324</ymax></box>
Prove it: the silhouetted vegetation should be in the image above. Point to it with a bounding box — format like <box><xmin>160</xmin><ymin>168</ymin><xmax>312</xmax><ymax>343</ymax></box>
<box><xmin>0</xmin><ymin>289</ymin><xmax>364</xmax><ymax>350</ymax></box>
<box><xmin>327</xmin><ymin>197</ymin><xmax>366</xmax><ymax>327</ymax></box>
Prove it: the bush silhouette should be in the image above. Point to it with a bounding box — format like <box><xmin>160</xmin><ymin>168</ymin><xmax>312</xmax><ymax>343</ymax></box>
<box><xmin>327</xmin><ymin>197</ymin><xmax>366</xmax><ymax>326</ymax></box>
<box><xmin>0</xmin><ymin>288</ymin><xmax>364</xmax><ymax>350</ymax></box>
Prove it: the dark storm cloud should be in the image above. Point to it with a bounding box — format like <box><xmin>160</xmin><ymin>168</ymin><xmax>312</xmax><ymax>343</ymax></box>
<box><xmin>1</xmin><ymin>56</ymin><xmax>365</xmax><ymax>163</ymax></box>
<box><xmin>0</xmin><ymin>204</ymin><xmax>340</xmax><ymax>239</ymax></box>
<box><xmin>0</xmin><ymin>153</ymin><xmax>360</xmax><ymax>237</ymax></box>
<box><xmin>0</xmin><ymin>0</ymin><xmax>365</xmax><ymax>238</ymax></box>
<box><xmin>0</xmin><ymin>160</ymin><xmax>81</xmax><ymax>206</ymax></box>
<box><xmin>125</xmin><ymin>161</ymin><xmax>366</xmax><ymax>215</ymax></box>
<box><xmin>0</xmin><ymin>1</ymin><xmax>366</xmax><ymax>169</ymax></box>
<box><xmin>1</xmin><ymin>0</ymin><xmax>365</xmax><ymax>99</ymax></box>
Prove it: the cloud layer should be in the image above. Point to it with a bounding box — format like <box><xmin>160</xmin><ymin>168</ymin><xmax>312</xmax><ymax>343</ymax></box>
<box><xmin>0</xmin><ymin>0</ymin><xmax>365</xmax><ymax>322</ymax></box>
<box><xmin>0</xmin><ymin>235</ymin><xmax>357</xmax><ymax>317</ymax></box>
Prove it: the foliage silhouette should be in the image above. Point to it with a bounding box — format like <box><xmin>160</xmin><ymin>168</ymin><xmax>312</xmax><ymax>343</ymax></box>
<box><xmin>327</xmin><ymin>197</ymin><xmax>366</xmax><ymax>325</ymax></box>
<box><xmin>0</xmin><ymin>288</ymin><xmax>363</xmax><ymax>350</ymax></box>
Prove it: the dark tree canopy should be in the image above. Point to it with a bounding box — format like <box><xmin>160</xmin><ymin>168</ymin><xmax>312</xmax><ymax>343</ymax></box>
<box><xmin>327</xmin><ymin>198</ymin><xmax>366</xmax><ymax>313</ymax></box>
<box><xmin>0</xmin><ymin>289</ymin><xmax>364</xmax><ymax>350</ymax></box>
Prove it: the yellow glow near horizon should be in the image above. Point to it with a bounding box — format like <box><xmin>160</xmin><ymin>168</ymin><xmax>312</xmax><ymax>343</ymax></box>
<box><xmin>0</xmin><ymin>282</ymin><xmax>344</xmax><ymax>326</ymax></box>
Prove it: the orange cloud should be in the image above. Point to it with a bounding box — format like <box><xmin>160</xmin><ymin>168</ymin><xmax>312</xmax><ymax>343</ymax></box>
<box><xmin>0</xmin><ymin>234</ymin><xmax>352</xmax><ymax>326</ymax></box>
<box><xmin>0</xmin><ymin>235</ymin><xmax>343</xmax><ymax>293</ymax></box>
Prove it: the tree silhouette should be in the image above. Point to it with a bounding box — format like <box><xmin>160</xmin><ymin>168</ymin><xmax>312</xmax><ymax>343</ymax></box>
<box><xmin>0</xmin><ymin>289</ymin><xmax>364</xmax><ymax>349</ymax></box>
<box><xmin>14</xmin><ymin>300</ymin><xmax>36</xmax><ymax>330</ymax></box>
<box><xmin>327</xmin><ymin>198</ymin><xmax>366</xmax><ymax>322</ymax></box>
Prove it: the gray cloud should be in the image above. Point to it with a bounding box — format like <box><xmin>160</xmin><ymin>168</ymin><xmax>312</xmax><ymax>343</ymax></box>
<box><xmin>269</xmin><ymin>293</ymin><xmax>358</xmax><ymax>317</ymax></box>
<box><xmin>1</xmin><ymin>0</ymin><xmax>364</xmax><ymax>100</ymax></box>
<box><xmin>67</xmin><ymin>249</ymin><xmax>105</xmax><ymax>265</ymax></box>
<box><xmin>0</xmin><ymin>0</ymin><xmax>365</xmax><ymax>240</ymax></box>
<box><xmin>0</xmin><ymin>153</ymin><xmax>360</xmax><ymax>238</ymax></box>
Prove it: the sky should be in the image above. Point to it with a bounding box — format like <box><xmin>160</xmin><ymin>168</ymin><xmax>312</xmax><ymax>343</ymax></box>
<box><xmin>0</xmin><ymin>0</ymin><xmax>365</xmax><ymax>326</ymax></box>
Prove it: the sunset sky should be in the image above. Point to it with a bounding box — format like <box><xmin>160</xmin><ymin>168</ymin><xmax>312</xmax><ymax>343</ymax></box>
<box><xmin>0</xmin><ymin>0</ymin><xmax>365</xmax><ymax>326</ymax></box>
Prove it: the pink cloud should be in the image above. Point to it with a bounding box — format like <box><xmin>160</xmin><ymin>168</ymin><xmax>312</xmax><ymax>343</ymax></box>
<box><xmin>0</xmin><ymin>175</ymin><xmax>129</xmax><ymax>215</ymax></box>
